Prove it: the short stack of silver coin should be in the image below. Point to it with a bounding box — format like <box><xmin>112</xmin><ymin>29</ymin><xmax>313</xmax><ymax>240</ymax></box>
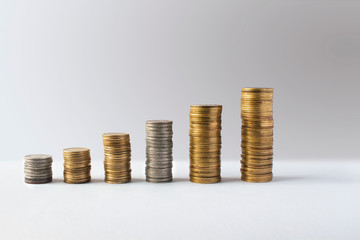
<box><xmin>24</xmin><ymin>154</ymin><xmax>53</xmax><ymax>184</ymax></box>
<box><xmin>146</xmin><ymin>120</ymin><xmax>173</xmax><ymax>182</ymax></box>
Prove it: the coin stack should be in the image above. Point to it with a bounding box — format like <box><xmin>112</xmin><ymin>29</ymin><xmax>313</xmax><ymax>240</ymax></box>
<box><xmin>241</xmin><ymin>88</ymin><xmax>274</xmax><ymax>183</ymax></box>
<box><xmin>103</xmin><ymin>133</ymin><xmax>131</xmax><ymax>183</ymax></box>
<box><xmin>145</xmin><ymin>120</ymin><xmax>173</xmax><ymax>183</ymax></box>
<box><xmin>63</xmin><ymin>147</ymin><xmax>91</xmax><ymax>184</ymax></box>
<box><xmin>189</xmin><ymin>105</ymin><xmax>222</xmax><ymax>184</ymax></box>
<box><xmin>24</xmin><ymin>154</ymin><xmax>53</xmax><ymax>184</ymax></box>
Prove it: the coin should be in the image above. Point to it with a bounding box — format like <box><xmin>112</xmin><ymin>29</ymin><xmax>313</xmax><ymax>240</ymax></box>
<box><xmin>145</xmin><ymin>120</ymin><xmax>173</xmax><ymax>183</ymax></box>
<box><xmin>63</xmin><ymin>148</ymin><xmax>91</xmax><ymax>184</ymax></box>
<box><xmin>241</xmin><ymin>88</ymin><xmax>274</xmax><ymax>183</ymax></box>
<box><xmin>102</xmin><ymin>132</ymin><xmax>131</xmax><ymax>184</ymax></box>
<box><xmin>24</xmin><ymin>154</ymin><xmax>53</xmax><ymax>184</ymax></box>
<box><xmin>189</xmin><ymin>105</ymin><xmax>222</xmax><ymax>183</ymax></box>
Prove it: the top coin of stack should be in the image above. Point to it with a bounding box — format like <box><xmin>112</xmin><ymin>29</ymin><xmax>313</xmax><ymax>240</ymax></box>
<box><xmin>145</xmin><ymin>120</ymin><xmax>173</xmax><ymax>183</ymax></box>
<box><xmin>189</xmin><ymin>105</ymin><xmax>222</xmax><ymax>184</ymax></box>
<box><xmin>24</xmin><ymin>154</ymin><xmax>53</xmax><ymax>184</ymax></box>
<box><xmin>103</xmin><ymin>133</ymin><xmax>132</xmax><ymax>184</ymax></box>
<box><xmin>241</xmin><ymin>88</ymin><xmax>274</xmax><ymax>183</ymax></box>
<box><xmin>63</xmin><ymin>147</ymin><xmax>91</xmax><ymax>184</ymax></box>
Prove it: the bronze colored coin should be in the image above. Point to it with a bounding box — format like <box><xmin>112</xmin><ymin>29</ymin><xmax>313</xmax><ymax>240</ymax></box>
<box><xmin>190</xmin><ymin>168</ymin><xmax>221</xmax><ymax>174</ymax></box>
<box><xmin>189</xmin><ymin>104</ymin><xmax>222</xmax><ymax>183</ymax></box>
<box><xmin>242</xmin><ymin>145</ymin><xmax>273</xmax><ymax>150</ymax></box>
<box><xmin>241</xmin><ymin>162</ymin><xmax>272</xmax><ymax>168</ymax></box>
<box><xmin>242</xmin><ymin>151</ymin><xmax>273</xmax><ymax>157</ymax></box>
<box><xmin>241</xmin><ymin>142</ymin><xmax>273</xmax><ymax>148</ymax></box>
<box><xmin>241</xmin><ymin>173</ymin><xmax>273</xmax><ymax>183</ymax></box>
<box><xmin>63</xmin><ymin>147</ymin><xmax>91</xmax><ymax>184</ymax></box>
<box><xmin>241</xmin><ymin>104</ymin><xmax>273</xmax><ymax>110</ymax></box>
<box><xmin>190</xmin><ymin>172</ymin><xmax>220</xmax><ymax>178</ymax></box>
<box><xmin>190</xmin><ymin>122</ymin><xmax>222</xmax><ymax>127</ymax></box>
<box><xmin>64</xmin><ymin>179</ymin><xmax>90</xmax><ymax>184</ymax></box>
<box><xmin>241</xmin><ymin>135</ymin><xmax>273</xmax><ymax>141</ymax></box>
<box><xmin>102</xmin><ymin>132</ymin><xmax>132</xmax><ymax>184</ymax></box>
<box><xmin>241</xmin><ymin>157</ymin><xmax>273</xmax><ymax>163</ymax></box>
<box><xmin>241</xmin><ymin>96</ymin><xmax>273</xmax><ymax>102</ymax></box>
<box><xmin>241</xmin><ymin>88</ymin><xmax>273</xmax><ymax>92</ymax></box>
<box><xmin>242</xmin><ymin>156</ymin><xmax>273</xmax><ymax>162</ymax></box>
<box><xmin>190</xmin><ymin>175</ymin><xmax>221</xmax><ymax>184</ymax></box>
<box><xmin>103</xmin><ymin>132</ymin><xmax>129</xmax><ymax>138</ymax></box>
<box><xmin>105</xmin><ymin>175</ymin><xmax>131</xmax><ymax>184</ymax></box>
<box><xmin>190</xmin><ymin>104</ymin><xmax>222</xmax><ymax>110</ymax></box>
<box><xmin>242</xmin><ymin>120</ymin><xmax>274</xmax><ymax>127</ymax></box>
<box><xmin>63</xmin><ymin>147</ymin><xmax>90</xmax><ymax>153</ymax></box>
<box><xmin>241</xmin><ymin>89</ymin><xmax>274</xmax><ymax>183</ymax></box>
<box><xmin>241</xmin><ymin>166</ymin><xmax>272</xmax><ymax>175</ymax></box>
<box><xmin>241</xmin><ymin>101</ymin><xmax>273</xmax><ymax>106</ymax></box>
<box><xmin>190</xmin><ymin>151</ymin><xmax>221</xmax><ymax>156</ymax></box>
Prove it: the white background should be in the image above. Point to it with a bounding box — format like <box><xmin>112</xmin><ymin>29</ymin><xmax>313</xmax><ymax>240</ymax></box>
<box><xmin>1</xmin><ymin>1</ymin><xmax>360</xmax><ymax>239</ymax></box>
<box><xmin>1</xmin><ymin>0</ymin><xmax>360</xmax><ymax>161</ymax></box>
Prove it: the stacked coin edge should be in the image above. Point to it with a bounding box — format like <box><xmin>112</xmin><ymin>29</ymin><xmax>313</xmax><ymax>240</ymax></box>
<box><xmin>24</xmin><ymin>154</ymin><xmax>53</xmax><ymax>184</ymax></box>
<box><xmin>145</xmin><ymin>120</ymin><xmax>173</xmax><ymax>183</ymax></box>
<box><xmin>189</xmin><ymin>105</ymin><xmax>222</xmax><ymax>184</ymax></box>
<box><xmin>63</xmin><ymin>147</ymin><xmax>91</xmax><ymax>184</ymax></box>
<box><xmin>103</xmin><ymin>133</ymin><xmax>132</xmax><ymax>184</ymax></box>
<box><xmin>241</xmin><ymin>88</ymin><xmax>274</xmax><ymax>183</ymax></box>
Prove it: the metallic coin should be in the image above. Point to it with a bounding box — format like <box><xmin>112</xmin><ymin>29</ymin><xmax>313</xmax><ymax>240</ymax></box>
<box><xmin>189</xmin><ymin>105</ymin><xmax>222</xmax><ymax>183</ymax></box>
<box><xmin>145</xmin><ymin>120</ymin><xmax>173</xmax><ymax>182</ymax></box>
<box><xmin>102</xmin><ymin>133</ymin><xmax>132</xmax><ymax>184</ymax></box>
<box><xmin>241</xmin><ymin>88</ymin><xmax>274</xmax><ymax>183</ymax></box>
<box><xmin>63</xmin><ymin>147</ymin><xmax>92</xmax><ymax>184</ymax></box>
<box><xmin>189</xmin><ymin>175</ymin><xmax>221</xmax><ymax>184</ymax></box>
<box><xmin>24</xmin><ymin>154</ymin><xmax>53</xmax><ymax>184</ymax></box>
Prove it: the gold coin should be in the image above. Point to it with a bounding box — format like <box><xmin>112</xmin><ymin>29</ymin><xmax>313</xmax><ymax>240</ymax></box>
<box><xmin>241</xmin><ymin>173</ymin><xmax>273</xmax><ymax>183</ymax></box>
<box><xmin>190</xmin><ymin>175</ymin><xmax>221</xmax><ymax>184</ymax></box>
<box><xmin>102</xmin><ymin>132</ymin><xmax>131</xmax><ymax>184</ymax></box>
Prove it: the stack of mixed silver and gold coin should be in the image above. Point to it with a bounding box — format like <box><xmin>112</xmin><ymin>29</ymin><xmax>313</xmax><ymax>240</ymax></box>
<box><xmin>24</xmin><ymin>154</ymin><xmax>53</xmax><ymax>184</ymax></box>
<box><xmin>145</xmin><ymin>120</ymin><xmax>173</xmax><ymax>183</ymax></box>
<box><xmin>63</xmin><ymin>147</ymin><xmax>91</xmax><ymax>184</ymax></box>
<box><xmin>189</xmin><ymin>105</ymin><xmax>222</xmax><ymax>184</ymax></box>
<box><xmin>241</xmin><ymin>88</ymin><xmax>274</xmax><ymax>183</ymax></box>
<box><xmin>103</xmin><ymin>133</ymin><xmax>131</xmax><ymax>184</ymax></box>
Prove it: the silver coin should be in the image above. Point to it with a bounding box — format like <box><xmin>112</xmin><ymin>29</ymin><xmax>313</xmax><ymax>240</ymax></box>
<box><xmin>146</xmin><ymin>129</ymin><xmax>173</xmax><ymax>134</ymax></box>
<box><xmin>145</xmin><ymin>141</ymin><xmax>173</xmax><ymax>146</ymax></box>
<box><xmin>146</xmin><ymin>178</ymin><xmax>172</xmax><ymax>183</ymax></box>
<box><xmin>146</xmin><ymin>164</ymin><xmax>173</xmax><ymax>169</ymax></box>
<box><xmin>24</xmin><ymin>154</ymin><xmax>53</xmax><ymax>184</ymax></box>
<box><xmin>145</xmin><ymin>120</ymin><xmax>173</xmax><ymax>182</ymax></box>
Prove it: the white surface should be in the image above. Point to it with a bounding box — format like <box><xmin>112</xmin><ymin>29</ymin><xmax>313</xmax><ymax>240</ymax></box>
<box><xmin>1</xmin><ymin>159</ymin><xmax>359</xmax><ymax>240</ymax></box>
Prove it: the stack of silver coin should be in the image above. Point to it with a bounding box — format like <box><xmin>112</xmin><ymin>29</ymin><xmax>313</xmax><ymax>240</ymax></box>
<box><xmin>24</xmin><ymin>154</ymin><xmax>53</xmax><ymax>184</ymax></box>
<box><xmin>146</xmin><ymin>120</ymin><xmax>173</xmax><ymax>182</ymax></box>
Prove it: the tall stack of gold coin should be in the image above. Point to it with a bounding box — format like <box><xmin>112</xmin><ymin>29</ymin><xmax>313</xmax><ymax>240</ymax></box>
<box><xmin>63</xmin><ymin>147</ymin><xmax>91</xmax><ymax>183</ymax></box>
<box><xmin>102</xmin><ymin>133</ymin><xmax>131</xmax><ymax>183</ymax></box>
<box><xmin>189</xmin><ymin>105</ymin><xmax>222</xmax><ymax>184</ymax></box>
<box><xmin>241</xmin><ymin>88</ymin><xmax>274</xmax><ymax>183</ymax></box>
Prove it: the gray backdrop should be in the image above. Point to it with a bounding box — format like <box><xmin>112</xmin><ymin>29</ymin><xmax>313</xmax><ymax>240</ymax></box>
<box><xmin>1</xmin><ymin>0</ymin><xmax>359</xmax><ymax>161</ymax></box>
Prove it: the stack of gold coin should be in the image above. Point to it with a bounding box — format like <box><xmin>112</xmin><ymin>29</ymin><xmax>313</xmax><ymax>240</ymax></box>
<box><xmin>241</xmin><ymin>88</ymin><xmax>274</xmax><ymax>183</ymax></box>
<box><xmin>63</xmin><ymin>147</ymin><xmax>91</xmax><ymax>184</ymax></box>
<box><xmin>103</xmin><ymin>132</ymin><xmax>131</xmax><ymax>183</ymax></box>
<box><xmin>189</xmin><ymin>105</ymin><xmax>222</xmax><ymax>184</ymax></box>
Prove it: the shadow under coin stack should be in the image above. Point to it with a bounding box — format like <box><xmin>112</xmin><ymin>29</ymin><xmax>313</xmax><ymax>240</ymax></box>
<box><xmin>145</xmin><ymin>120</ymin><xmax>173</xmax><ymax>183</ymax></box>
<box><xmin>24</xmin><ymin>154</ymin><xmax>53</xmax><ymax>184</ymax></box>
<box><xmin>241</xmin><ymin>88</ymin><xmax>274</xmax><ymax>183</ymax></box>
<box><xmin>103</xmin><ymin>133</ymin><xmax>131</xmax><ymax>183</ymax></box>
<box><xmin>189</xmin><ymin>105</ymin><xmax>222</xmax><ymax>184</ymax></box>
<box><xmin>63</xmin><ymin>147</ymin><xmax>91</xmax><ymax>183</ymax></box>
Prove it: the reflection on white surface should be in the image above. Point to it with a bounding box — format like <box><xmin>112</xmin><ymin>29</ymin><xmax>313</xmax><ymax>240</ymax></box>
<box><xmin>1</xmin><ymin>160</ymin><xmax>359</xmax><ymax>239</ymax></box>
